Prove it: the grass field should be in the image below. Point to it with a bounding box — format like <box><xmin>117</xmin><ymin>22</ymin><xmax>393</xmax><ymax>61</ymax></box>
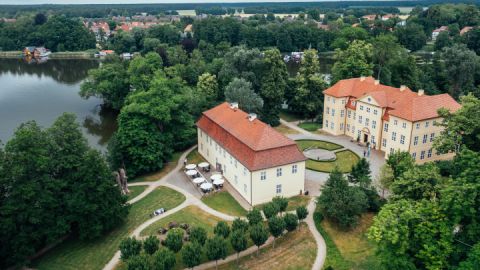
<box><xmin>32</xmin><ymin>187</ymin><xmax>186</xmax><ymax>270</ymax></box>
<box><xmin>279</xmin><ymin>109</ymin><xmax>303</xmax><ymax>122</ymax></box>
<box><xmin>140</xmin><ymin>205</ymin><xmax>225</xmax><ymax>236</ymax></box>
<box><xmin>285</xmin><ymin>195</ymin><xmax>311</xmax><ymax>211</ymax></box>
<box><xmin>306</xmin><ymin>150</ymin><xmax>359</xmax><ymax>173</ymax></box>
<box><xmin>298</xmin><ymin>121</ymin><xmax>322</xmax><ymax>132</ymax></box>
<box><xmin>274</xmin><ymin>124</ymin><xmax>300</xmax><ymax>135</ymax></box>
<box><xmin>218</xmin><ymin>222</ymin><xmax>316</xmax><ymax>270</ymax></box>
<box><xmin>127</xmin><ymin>185</ymin><xmax>147</xmax><ymax>200</ymax></box>
<box><xmin>130</xmin><ymin>151</ymin><xmax>182</xmax><ymax>183</ymax></box>
<box><xmin>176</xmin><ymin>9</ymin><xmax>196</xmax><ymax>16</ymax></box>
<box><xmin>317</xmin><ymin>212</ymin><xmax>381</xmax><ymax>270</ymax></box>
<box><xmin>185</xmin><ymin>148</ymin><xmax>207</xmax><ymax>165</ymax></box>
<box><xmin>201</xmin><ymin>191</ymin><xmax>248</xmax><ymax>217</ymax></box>
<box><xmin>296</xmin><ymin>139</ymin><xmax>343</xmax><ymax>151</ymax></box>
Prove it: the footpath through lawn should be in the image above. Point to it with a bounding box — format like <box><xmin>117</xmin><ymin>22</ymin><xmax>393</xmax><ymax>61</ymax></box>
<box><xmin>32</xmin><ymin>186</ymin><xmax>186</xmax><ymax>270</ymax></box>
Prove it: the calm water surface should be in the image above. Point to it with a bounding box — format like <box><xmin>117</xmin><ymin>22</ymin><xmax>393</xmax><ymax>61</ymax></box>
<box><xmin>0</xmin><ymin>58</ymin><xmax>117</xmax><ymax>150</ymax></box>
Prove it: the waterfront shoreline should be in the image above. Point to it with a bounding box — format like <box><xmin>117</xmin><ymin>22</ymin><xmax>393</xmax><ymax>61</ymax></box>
<box><xmin>0</xmin><ymin>51</ymin><xmax>95</xmax><ymax>59</ymax></box>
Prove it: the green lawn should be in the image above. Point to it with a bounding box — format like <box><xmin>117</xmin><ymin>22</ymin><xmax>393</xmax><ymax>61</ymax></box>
<box><xmin>286</xmin><ymin>195</ymin><xmax>311</xmax><ymax>211</ymax></box>
<box><xmin>218</xmin><ymin>223</ymin><xmax>316</xmax><ymax>270</ymax></box>
<box><xmin>314</xmin><ymin>210</ymin><xmax>381</xmax><ymax>270</ymax></box>
<box><xmin>140</xmin><ymin>205</ymin><xmax>225</xmax><ymax>236</ymax></box>
<box><xmin>306</xmin><ymin>150</ymin><xmax>360</xmax><ymax>173</ymax></box>
<box><xmin>279</xmin><ymin>109</ymin><xmax>303</xmax><ymax>122</ymax></box>
<box><xmin>201</xmin><ymin>191</ymin><xmax>248</xmax><ymax>217</ymax></box>
<box><xmin>298</xmin><ymin>121</ymin><xmax>322</xmax><ymax>132</ymax></box>
<box><xmin>130</xmin><ymin>151</ymin><xmax>182</xmax><ymax>183</ymax></box>
<box><xmin>186</xmin><ymin>149</ymin><xmax>207</xmax><ymax>165</ymax></box>
<box><xmin>32</xmin><ymin>187</ymin><xmax>186</xmax><ymax>270</ymax></box>
<box><xmin>127</xmin><ymin>185</ymin><xmax>148</xmax><ymax>200</ymax></box>
<box><xmin>274</xmin><ymin>124</ymin><xmax>300</xmax><ymax>135</ymax></box>
<box><xmin>296</xmin><ymin>139</ymin><xmax>343</xmax><ymax>151</ymax></box>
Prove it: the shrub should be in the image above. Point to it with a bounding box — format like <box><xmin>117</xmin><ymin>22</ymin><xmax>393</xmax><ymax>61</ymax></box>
<box><xmin>296</xmin><ymin>206</ymin><xmax>309</xmax><ymax>222</ymax></box>
<box><xmin>246</xmin><ymin>208</ymin><xmax>263</xmax><ymax>225</ymax></box>
<box><xmin>205</xmin><ymin>236</ymin><xmax>228</xmax><ymax>268</ymax></box>
<box><xmin>232</xmin><ymin>218</ymin><xmax>249</xmax><ymax>232</ymax></box>
<box><xmin>262</xmin><ymin>202</ymin><xmax>279</xmax><ymax>219</ymax></box>
<box><xmin>272</xmin><ymin>196</ymin><xmax>289</xmax><ymax>213</ymax></box>
<box><xmin>181</xmin><ymin>242</ymin><xmax>202</xmax><ymax>269</ymax></box>
<box><xmin>143</xmin><ymin>235</ymin><xmax>160</xmax><ymax>255</ymax></box>
<box><xmin>284</xmin><ymin>213</ymin><xmax>299</xmax><ymax>231</ymax></box>
<box><xmin>127</xmin><ymin>254</ymin><xmax>150</xmax><ymax>270</ymax></box>
<box><xmin>152</xmin><ymin>248</ymin><xmax>176</xmax><ymax>270</ymax></box>
<box><xmin>120</xmin><ymin>237</ymin><xmax>142</xmax><ymax>260</ymax></box>
<box><xmin>164</xmin><ymin>228</ymin><xmax>184</xmax><ymax>253</ymax></box>
<box><xmin>214</xmin><ymin>221</ymin><xmax>231</xmax><ymax>238</ymax></box>
<box><xmin>189</xmin><ymin>226</ymin><xmax>207</xmax><ymax>245</ymax></box>
<box><xmin>364</xmin><ymin>188</ymin><xmax>386</xmax><ymax>212</ymax></box>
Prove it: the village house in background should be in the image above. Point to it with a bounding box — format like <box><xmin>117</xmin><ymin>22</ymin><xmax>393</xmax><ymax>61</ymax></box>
<box><xmin>22</xmin><ymin>46</ymin><xmax>51</xmax><ymax>58</ymax></box>
<box><xmin>322</xmin><ymin>76</ymin><xmax>461</xmax><ymax>163</ymax></box>
<box><xmin>196</xmin><ymin>102</ymin><xmax>306</xmax><ymax>205</ymax></box>
<box><xmin>432</xmin><ymin>25</ymin><xmax>449</xmax><ymax>40</ymax></box>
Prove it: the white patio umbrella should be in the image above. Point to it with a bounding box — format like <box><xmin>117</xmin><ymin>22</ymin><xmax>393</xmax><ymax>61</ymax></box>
<box><xmin>198</xmin><ymin>162</ymin><xmax>209</xmax><ymax>168</ymax></box>
<box><xmin>213</xmin><ymin>178</ymin><xmax>224</xmax><ymax>185</ymax></box>
<box><xmin>200</xmin><ymin>182</ymin><xmax>213</xmax><ymax>190</ymax></box>
<box><xmin>185</xmin><ymin>164</ymin><xmax>197</xmax><ymax>170</ymax></box>
<box><xmin>193</xmin><ymin>177</ymin><xmax>206</xmax><ymax>184</ymax></box>
<box><xmin>186</xmin><ymin>170</ymin><xmax>197</xmax><ymax>176</ymax></box>
<box><xmin>211</xmin><ymin>174</ymin><xmax>222</xmax><ymax>181</ymax></box>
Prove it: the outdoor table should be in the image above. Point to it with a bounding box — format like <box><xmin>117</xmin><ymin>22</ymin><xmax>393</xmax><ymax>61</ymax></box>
<box><xmin>198</xmin><ymin>162</ymin><xmax>209</xmax><ymax>168</ymax></box>
<box><xmin>193</xmin><ymin>177</ymin><xmax>206</xmax><ymax>185</ymax></box>
<box><xmin>211</xmin><ymin>174</ymin><xmax>222</xmax><ymax>181</ymax></box>
<box><xmin>213</xmin><ymin>178</ymin><xmax>224</xmax><ymax>185</ymax></box>
<box><xmin>185</xmin><ymin>164</ymin><xmax>196</xmax><ymax>170</ymax></box>
<box><xmin>200</xmin><ymin>182</ymin><xmax>213</xmax><ymax>191</ymax></box>
<box><xmin>186</xmin><ymin>170</ymin><xmax>197</xmax><ymax>177</ymax></box>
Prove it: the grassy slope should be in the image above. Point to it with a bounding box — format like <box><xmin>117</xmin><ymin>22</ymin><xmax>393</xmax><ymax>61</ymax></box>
<box><xmin>218</xmin><ymin>223</ymin><xmax>316</xmax><ymax>270</ymax></box>
<box><xmin>32</xmin><ymin>187</ymin><xmax>186</xmax><ymax>270</ymax></box>
<box><xmin>298</xmin><ymin>121</ymin><xmax>322</xmax><ymax>132</ymax></box>
<box><xmin>127</xmin><ymin>185</ymin><xmax>147</xmax><ymax>200</ymax></box>
<box><xmin>201</xmin><ymin>191</ymin><xmax>248</xmax><ymax>217</ymax></box>
<box><xmin>306</xmin><ymin>150</ymin><xmax>360</xmax><ymax>173</ymax></box>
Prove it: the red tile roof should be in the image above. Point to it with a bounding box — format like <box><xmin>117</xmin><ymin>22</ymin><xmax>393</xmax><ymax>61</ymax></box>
<box><xmin>196</xmin><ymin>103</ymin><xmax>306</xmax><ymax>171</ymax></box>
<box><xmin>323</xmin><ymin>77</ymin><xmax>461</xmax><ymax>122</ymax></box>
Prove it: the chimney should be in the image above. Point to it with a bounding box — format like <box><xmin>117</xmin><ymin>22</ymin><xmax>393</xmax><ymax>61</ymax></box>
<box><xmin>418</xmin><ymin>89</ymin><xmax>425</xmax><ymax>96</ymax></box>
<box><xmin>360</xmin><ymin>76</ymin><xmax>366</xmax><ymax>81</ymax></box>
<box><xmin>230</xmin><ymin>102</ymin><xmax>239</xmax><ymax>110</ymax></box>
<box><xmin>400</xmin><ymin>85</ymin><xmax>406</xmax><ymax>92</ymax></box>
<box><xmin>248</xmin><ymin>113</ymin><xmax>257</xmax><ymax>122</ymax></box>
<box><xmin>374</xmin><ymin>80</ymin><xmax>380</xmax><ymax>85</ymax></box>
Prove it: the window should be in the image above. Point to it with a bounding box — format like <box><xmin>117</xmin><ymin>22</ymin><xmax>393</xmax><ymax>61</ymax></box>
<box><xmin>243</xmin><ymin>167</ymin><xmax>247</xmax><ymax>176</ymax></box>
<box><xmin>330</xmin><ymin>122</ymin><xmax>334</xmax><ymax>129</ymax></box>
<box><xmin>414</xmin><ymin>136</ymin><xmax>418</xmax><ymax>146</ymax></box>
<box><xmin>371</xmin><ymin>135</ymin><xmax>375</xmax><ymax>144</ymax></box>
<box><xmin>210</xmin><ymin>139</ymin><xmax>212</xmax><ymax>146</ymax></box>
<box><xmin>357</xmin><ymin>130</ymin><xmax>361</xmax><ymax>138</ymax></box>
<box><xmin>360</xmin><ymin>105</ymin><xmax>364</xmax><ymax>110</ymax></box>
<box><xmin>416</xmin><ymin>123</ymin><xmax>420</xmax><ymax>129</ymax></box>
<box><xmin>400</xmin><ymin>135</ymin><xmax>405</xmax><ymax>145</ymax></box>
<box><xmin>394</xmin><ymin>120</ymin><xmax>398</xmax><ymax>125</ymax></box>
<box><xmin>207</xmin><ymin>149</ymin><xmax>209</xmax><ymax>156</ymax></box>
<box><xmin>359</xmin><ymin>116</ymin><xmax>363</xmax><ymax>124</ymax></box>
<box><xmin>200</xmin><ymin>143</ymin><xmax>203</xmax><ymax>150</ymax></box>
<box><xmin>412</xmin><ymin>152</ymin><xmax>416</xmax><ymax>160</ymax></box>
<box><xmin>235</xmin><ymin>160</ymin><xmax>238</xmax><ymax>168</ymax></box>
<box><xmin>365</xmin><ymin>118</ymin><xmax>370</xmax><ymax>127</ymax></box>
<box><xmin>392</xmin><ymin>132</ymin><xmax>397</xmax><ymax>141</ymax></box>
<box><xmin>230</xmin><ymin>156</ymin><xmax>233</xmax><ymax>164</ymax></box>
<box><xmin>352</xmin><ymin>101</ymin><xmax>356</xmax><ymax>106</ymax></box>
<box><xmin>325</xmin><ymin>120</ymin><xmax>329</xmax><ymax>128</ymax></box>
<box><xmin>427</xmin><ymin>149</ymin><xmax>432</xmax><ymax>158</ymax></box>
<box><xmin>423</xmin><ymin>134</ymin><xmax>428</xmax><ymax>144</ymax></box>
<box><xmin>372</xmin><ymin>120</ymin><xmax>377</xmax><ymax>129</ymax></box>
<box><xmin>425</xmin><ymin>121</ymin><xmax>430</xmax><ymax>128</ymax></box>
<box><xmin>382</xmin><ymin>138</ymin><xmax>387</xmax><ymax>147</ymax></box>
<box><xmin>260</xmin><ymin>171</ymin><xmax>266</xmax><ymax>180</ymax></box>
<box><xmin>326</xmin><ymin>107</ymin><xmax>330</xmax><ymax>114</ymax></box>
<box><xmin>327</xmin><ymin>96</ymin><xmax>330</xmax><ymax>102</ymax></box>
<box><xmin>234</xmin><ymin>175</ymin><xmax>238</xmax><ymax>185</ymax></box>
<box><xmin>244</xmin><ymin>184</ymin><xmax>247</xmax><ymax>194</ymax></box>
<box><xmin>332</xmin><ymin>109</ymin><xmax>335</xmax><ymax>116</ymax></box>
<box><xmin>332</xmin><ymin>99</ymin><xmax>335</xmax><ymax>104</ymax></box>
<box><xmin>402</xmin><ymin>122</ymin><xmax>407</xmax><ymax>129</ymax></box>
<box><xmin>384</xmin><ymin>123</ymin><xmax>389</xmax><ymax>132</ymax></box>
<box><xmin>420</xmin><ymin>150</ymin><xmax>425</xmax><ymax>160</ymax></box>
<box><xmin>353</xmin><ymin>112</ymin><xmax>356</xmax><ymax>120</ymax></box>
<box><xmin>223</xmin><ymin>149</ymin><xmax>226</xmax><ymax>158</ymax></box>
<box><xmin>342</xmin><ymin>99</ymin><xmax>345</xmax><ymax>105</ymax></box>
<box><xmin>276</xmin><ymin>184</ymin><xmax>282</xmax><ymax>194</ymax></box>
<box><xmin>200</xmin><ymin>131</ymin><xmax>203</xmax><ymax>137</ymax></box>
<box><xmin>215</xmin><ymin>143</ymin><xmax>217</xmax><ymax>151</ymax></box>
<box><xmin>207</xmin><ymin>136</ymin><xmax>209</xmax><ymax>143</ymax></box>
<box><xmin>390</xmin><ymin>148</ymin><xmax>394</xmax><ymax>155</ymax></box>
<box><xmin>347</xmin><ymin>124</ymin><xmax>350</xmax><ymax>131</ymax></box>
<box><xmin>292</xmin><ymin>164</ymin><xmax>298</xmax><ymax>174</ymax></box>
<box><xmin>366</xmin><ymin>107</ymin><xmax>371</xmax><ymax>113</ymax></box>
<box><xmin>276</xmin><ymin>168</ymin><xmax>282</xmax><ymax>177</ymax></box>
<box><xmin>340</xmin><ymin>110</ymin><xmax>344</xmax><ymax>117</ymax></box>
<box><xmin>340</xmin><ymin>123</ymin><xmax>344</xmax><ymax>130</ymax></box>
<box><xmin>430</xmin><ymin>133</ymin><xmax>435</xmax><ymax>142</ymax></box>
<box><xmin>348</xmin><ymin>111</ymin><xmax>351</xmax><ymax>118</ymax></box>
<box><xmin>223</xmin><ymin>164</ymin><xmax>226</xmax><ymax>173</ymax></box>
<box><xmin>374</xmin><ymin>109</ymin><xmax>378</xmax><ymax>115</ymax></box>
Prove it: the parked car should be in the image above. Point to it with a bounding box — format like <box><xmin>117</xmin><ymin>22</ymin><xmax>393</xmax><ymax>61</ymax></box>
<box><xmin>151</xmin><ymin>208</ymin><xmax>166</xmax><ymax>217</ymax></box>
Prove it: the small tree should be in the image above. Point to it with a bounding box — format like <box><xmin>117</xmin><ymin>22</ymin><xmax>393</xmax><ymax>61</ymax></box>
<box><xmin>230</xmin><ymin>230</ymin><xmax>248</xmax><ymax>263</ymax></box>
<box><xmin>284</xmin><ymin>213</ymin><xmax>299</xmax><ymax>232</ymax></box>
<box><xmin>268</xmin><ymin>216</ymin><xmax>286</xmax><ymax>248</ymax></box>
<box><xmin>348</xmin><ymin>158</ymin><xmax>372</xmax><ymax>188</ymax></box>
<box><xmin>378</xmin><ymin>164</ymin><xmax>395</xmax><ymax>198</ymax></box>
<box><xmin>214</xmin><ymin>221</ymin><xmax>231</xmax><ymax>238</ymax></box>
<box><xmin>189</xmin><ymin>226</ymin><xmax>207</xmax><ymax>245</ymax></box>
<box><xmin>152</xmin><ymin>248</ymin><xmax>176</xmax><ymax>270</ymax></box>
<box><xmin>247</xmin><ymin>208</ymin><xmax>263</xmax><ymax>226</ymax></box>
<box><xmin>250</xmin><ymin>223</ymin><xmax>270</xmax><ymax>256</ymax></box>
<box><xmin>296</xmin><ymin>206</ymin><xmax>309</xmax><ymax>223</ymax></box>
<box><xmin>120</xmin><ymin>237</ymin><xmax>142</xmax><ymax>260</ymax></box>
<box><xmin>127</xmin><ymin>254</ymin><xmax>150</xmax><ymax>270</ymax></box>
<box><xmin>272</xmin><ymin>197</ymin><xmax>289</xmax><ymax>214</ymax></box>
<box><xmin>205</xmin><ymin>236</ymin><xmax>228</xmax><ymax>270</ymax></box>
<box><xmin>232</xmin><ymin>218</ymin><xmax>249</xmax><ymax>232</ymax></box>
<box><xmin>386</xmin><ymin>150</ymin><xmax>414</xmax><ymax>179</ymax></box>
<box><xmin>164</xmin><ymin>228</ymin><xmax>184</xmax><ymax>253</ymax></box>
<box><xmin>182</xmin><ymin>242</ymin><xmax>202</xmax><ymax>269</ymax></box>
<box><xmin>143</xmin><ymin>235</ymin><xmax>160</xmax><ymax>255</ymax></box>
<box><xmin>263</xmin><ymin>202</ymin><xmax>279</xmax><ymax>219</ymax></box>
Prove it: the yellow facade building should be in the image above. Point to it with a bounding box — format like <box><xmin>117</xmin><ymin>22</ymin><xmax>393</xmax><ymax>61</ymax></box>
<box><xmin>322</xmin><ymin>76</ymin><xmax>461</xmax><ymax>163</ymax></box>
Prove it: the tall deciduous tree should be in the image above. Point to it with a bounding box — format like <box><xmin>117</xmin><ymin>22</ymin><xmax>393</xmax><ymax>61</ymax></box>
<box><xmin>224</xmin><ymin>78</ymin><xmax>263</xmax><ymax>113</ymax></box>
<box><xmin>268</xmin><ymin>216</ymin><xmax>285</xmax><ymax>248</ymax></box>
<box><xmin>205</xmin><ymin>236</ymin><xmax>227</xmax><ymax>270</ymax></box>
<box><xmin>348</xmin><ymin>158</ymin><xmax>372</xmax><ymax>188</ymax></box>
<box><xmin>442</xmin><ymin>44</ymin><xmax>480</xmax><ymax>98</ymax></box>
<box><xmin>249</xmin><ymin>223</ymin><xmax>269</xmax><ymax>256</ymax></box>
<box><xmin>332</xmin><ymin>40</ymin><xmax>373</xmax><ymax>83</ymax></box>
<box><xmin>164</xmin><ymin>228</ymin><xmax>184</xmax><ymax>253</ymax></box>
<box><xmin>152</xmin><ymin>248</ymin><xmax>176</xmax><ymax>270</ymax></box>
<box><xmin>182</xmin><ymin>242</ymin><xmax>202</xmax><ymax>269</ymax></box>
<box><xmin>128</xmin><ymin>52</ymin><xmax>163</xmax><ymax>91</ymax></box>
<box><xmin>230</xmin><ymin>230</ymin><xmax>248</xmax><ymax>263</ymax></box>
<box><xmin>391</xmin><ymin>163</ymin><xmax>443</xmax><ymax>201</ymax></box>
<box><xmin>260</xmin><ymin>48</ymin><xmax>288</xmax><ymax>126</ymax></box>
<box><xmin>386</xmin><ymin>150</ymin><xmax>415</xmax><ymax>180</ymax></box>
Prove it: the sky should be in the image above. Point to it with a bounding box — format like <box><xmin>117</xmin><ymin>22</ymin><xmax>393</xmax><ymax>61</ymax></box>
<box><xmin>1</xmin><ymin>0</ymin><xmax>367</xmax><ymax>5</ymax></box>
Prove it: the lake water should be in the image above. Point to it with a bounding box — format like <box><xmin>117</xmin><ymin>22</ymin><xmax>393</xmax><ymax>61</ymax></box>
<box><xmin>0</xmin><ymin>58</ymin><xmax>117</xmax><ymax>150</ymax></box>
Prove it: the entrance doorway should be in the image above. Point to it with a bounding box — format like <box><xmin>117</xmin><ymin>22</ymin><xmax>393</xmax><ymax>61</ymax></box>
<box><xmin>363</xmin><ymin>134</ymin><xmax>369</xmax><ymax>143</ymax></box>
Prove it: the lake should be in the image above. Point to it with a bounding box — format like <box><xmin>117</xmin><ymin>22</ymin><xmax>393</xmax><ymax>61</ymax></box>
<box><xmin>0</xmin><ymin>58</ymin><xmax>117</xmax><ymax>150</ymax></box>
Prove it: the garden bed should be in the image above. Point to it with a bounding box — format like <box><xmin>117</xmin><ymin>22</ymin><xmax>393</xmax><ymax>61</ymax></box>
<box><xmin>305</xmin><ymin>149</ymin><xmax>360</xmax><ymax>173</ymax></box>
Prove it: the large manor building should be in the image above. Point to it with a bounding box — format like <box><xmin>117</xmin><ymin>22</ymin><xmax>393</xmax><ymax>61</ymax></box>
<box><xmin>322</xmin><ymin>76</ymin><xmax>461</xmax><ymax>163</ymax></box>
<box><xmin>196</xmin><ymin>102</ymin><xmax>306</xmax><ymax>205</ymax></box>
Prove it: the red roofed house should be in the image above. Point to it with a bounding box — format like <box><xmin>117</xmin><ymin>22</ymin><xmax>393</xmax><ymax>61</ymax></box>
<box><xmin>432</xmin><ymin>26</ymin><xmax>449</xmax><ymax>40</ymax></box>
<box><xmin>197</xmin><ymin>102</ymin><xmax>306</xmax><ymax>205</ymax></box>
<box><xmin>322</xmin><ymin>76</ymin><xmax>461</xmax><ymax>163</ymax></box>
